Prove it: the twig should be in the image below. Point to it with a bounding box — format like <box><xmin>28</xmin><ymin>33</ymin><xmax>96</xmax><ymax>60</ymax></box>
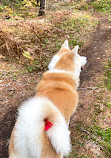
<box><xmin>104</xmin><ymin>127</ymin><xmax>111</xmax><ymax>131</ymax></box>
<box><xmin>78</xmin><ymin>87</ymin><xmax>98</xmax><ymax>90</ymax></box>
<box><xmin>75</xmin><ymin>133</ymin><xmax>83</xmax><ymax>140</ymax></box>
<box><xmin>6</xmin><ymin>139</ymin><xmax>10</xmax><ymax>147</ymax></box>
<box><xmin>79</xmin><ymin>127</ymin><xmax>90</xmax><ymax>135</ymax></box>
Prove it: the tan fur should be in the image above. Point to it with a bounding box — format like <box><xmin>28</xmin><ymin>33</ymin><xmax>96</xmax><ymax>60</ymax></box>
<box><xmin>41</xmin><ymin>133</ymin><xmax>61</xmax><ymax>158</ymax></box>
<box><xmin>57</xmin><ymin>48</ymin><xmax>71</xmax><ymax>55</ymax></box>
<box><xmin>56</xmin><ymin>49</ymin><xmax>75</xmax><ymax>71</ymax></box>
<box><xmin>9</xmin><ymin>126</ymin><xmax>17</xmax><ymax>158</ymax></box>
<box><xmin>36</xmin><ymin>72</ymin><xmax>78</xmax><ymax>121</ymax></box>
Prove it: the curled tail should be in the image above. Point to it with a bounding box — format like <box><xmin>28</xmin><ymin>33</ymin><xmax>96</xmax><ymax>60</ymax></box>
<box><xmin>14</xmin><ymin>97</ymin><xmax>71</xmax><ymax>157</ymax></box>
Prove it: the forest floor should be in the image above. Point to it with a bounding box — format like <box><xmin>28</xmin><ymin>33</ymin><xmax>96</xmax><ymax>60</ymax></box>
<box><xmin>0</xmin><ymin>1</ymin><xmax>111</xmax><ymax>158</ymax></box>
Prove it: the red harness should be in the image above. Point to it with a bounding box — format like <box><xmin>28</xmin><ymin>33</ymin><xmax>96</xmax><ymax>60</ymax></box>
<box><xmin>44</xmin><ymin>119</ymin><xmax>53</xmax><ymax>131</ymax></box>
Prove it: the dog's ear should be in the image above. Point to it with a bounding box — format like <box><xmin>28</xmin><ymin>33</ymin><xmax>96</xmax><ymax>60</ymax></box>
<box><xmin>72</xmin><ymin>45</ymin><xmax>79</xmax><ymax>54</ymax></box>
<box><xmin>60</xmin><ymin>40</ymin><xmax>70</xmax><ymax>51</ymax></box>
<box><xmin>72</xmin><ymin>45</ymin><xmax>79</xmax><ymax>61</ymax></box>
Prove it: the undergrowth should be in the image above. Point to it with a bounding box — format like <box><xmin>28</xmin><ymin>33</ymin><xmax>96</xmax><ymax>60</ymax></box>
<box><xmin>67</xmin><ymin>122</ymin><xmax>111</xmax><ymax>158</ymax></box>
<box><xmin>0</xmin><ymin>8</ymin><xmax>98</xmax><ymax>73</ymax></box>
<box><xmin>26</xmin><ymin>57</ymin><xmax>50</xmax><ymax>73</ymax></box>
<box><xmin>91</xmin><ymin>0</ymin><xmax>111</xmax><ymax>20</ymax></box>
<box><xmin>91</xmin><ymin>0</ymin><xmax>111</xmax><ymax>13</ymax></box>
<box><xmin>0</xmin><ymin>0</ymin><xmax>38</xmax><ymax>19</ymax></box>
<box><xmin>56</xmin><ymin>16</ymin><xmax>90</xmax><ymax>32</ymax></box>
<box><xmin>90</xmin><ymin>125</ymin><xmax>111</xmax><ymax>155</ymax></box>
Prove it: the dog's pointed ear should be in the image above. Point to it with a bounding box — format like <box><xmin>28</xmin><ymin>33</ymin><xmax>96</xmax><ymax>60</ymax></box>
<box><xmin>72</xmin><ymin>45</ymin><xmax>79</xmax><ymax>54</ymax></box>
<box><xmin>72</xmin><ymin>45</ymin><xmax>79</xmax><ymax>60</ymax></box>
<box><xmin>60</xmin><ymin>40</ymin><xmax>69</xmax><ymax>51</ymax></box>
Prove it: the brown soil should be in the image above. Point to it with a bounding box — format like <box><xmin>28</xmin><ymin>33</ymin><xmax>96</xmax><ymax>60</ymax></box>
<box><xmin>70</xmin><ymin>15</ymin><xmax>111</xmax><ymax>157</ymax></box>
<box><xmin>0</xmin><ymin>14</ymin><xmax>111</xmax><ymax>158</ymax></box>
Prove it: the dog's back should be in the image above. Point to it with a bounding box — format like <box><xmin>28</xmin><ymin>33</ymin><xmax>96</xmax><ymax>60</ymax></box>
<box><xmin>36</xmin><ymin>72</ymin><xmax>78</xmax><ymax>121</ymax></box>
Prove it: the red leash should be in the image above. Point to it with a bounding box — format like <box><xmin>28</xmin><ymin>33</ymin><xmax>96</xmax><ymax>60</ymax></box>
<box><xmin>44</xmin><ymin>119</ymin><xmax>53</xmax><ymax>131</ymax></box>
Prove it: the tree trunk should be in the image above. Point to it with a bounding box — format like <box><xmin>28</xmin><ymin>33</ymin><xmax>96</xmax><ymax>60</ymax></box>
<box><xmin>38</xmin><ymin>0</ymin><xmax>45</xmax><ymax>16</ymax></box>
<box><xmin>37</xmin><ymin>0</ymin><xmax>39</xmax><ymax>4</ymax></box>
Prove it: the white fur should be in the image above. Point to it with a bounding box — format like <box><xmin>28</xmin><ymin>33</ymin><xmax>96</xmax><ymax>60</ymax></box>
<box><xmin>48</xmin><ymin>54</ymin><xmax>60</xmax><ymax>70</ymax></box>
<box><xmin>14</xmin><ymin>98</ymin><xmax>44</xmax><ymax>158</ymax></box>
<box><xmin>47</xmin><ymin>69</ymin><xmax>74</xmax><ymax>75</ymax></box>
<box><xmin>48</xmin><ymin>40</ymin><xmax>70</xmax><ymax>70</ymax></box>
<box><xmin>14</xmin><ymin>97</ymin><xmax>71</xmax><ymax>157</ymax></box>
<box><xmin>47</xmin><ymin>69</ymin><xmax>79</xmax><ymax>88</ymax></box>
<box><xmin>60</xmin><ymin>40</ymin><xmax>70</xmax><ymax>50</ymax></box>
<box><xmin>48</xmin><ymin>42</ymin><xmax>87</xmax><ymax>80</ymax></box>
<box><xmin>74</xmin><ymin>54</ymin><xmax>87</xmax><ymax>77</ymax></box>
<box><xmin>46</xmin><ymin>114</ymin><xmax>71</xmax><ymax>156</ymax></box>
<box><xmin>48</xmin><ymin>52</ymin><xmax>68</xmax><ymax>70</ymax></box>
<box><xmin>9</xmin><ymin>153</ymin><xmax>18</xmax><ymax>158</ymax></box>
<box><xmin>72</xmin><ymin>45</ymin><xmax>79</xmax><ymax>55</ymax></box>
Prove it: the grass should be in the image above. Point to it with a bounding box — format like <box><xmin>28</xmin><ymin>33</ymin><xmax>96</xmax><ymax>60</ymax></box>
<box><xmin>50</xmin><ymin>12</ymin><xmax>98</xmax><ymax>47</ymax></box>
<box><xmin>107</xmin><ymin>103</ymin><xmax>111</xmax><ymax>109</ymax></box>
<box><xmin>26</xmin><ymin>58</ymin><xmax>50</xmax><ymax>73</ymax></box>
<box><xmin>80</xmin><ymin>156</ymin><xmax>90</xmax><ymax>158</ymax></box>
<box><xmin>91</xmin><ymin>0</ymin><xmax>111</xmax><ymax>20</ymax></box>
<box><xmin>0</xmin><ymin>0</ymin><xmax>38</xmax><ymax>19</ymax></box>
<box><xmin>72</xmin><ymin>0</ymin><xmax>111</xmax><ymax>20</ymax></box>
<box><xmin>0</xmin><ymin>0</ymin><xmax>37</xmax><ymax>10</ymax></box>
<box><xmin>56</xmin><ymin>16</ymin><xmax>92</xmax><ymax>32</ymax></box>
<box><xmin>69</xmin><ymin>39</ymin><xmax>83</xmax><ymax>48</ymax></box>
<box><xmin>74</xmin><ymin>0</ymin><xmax>111</xmax><ymax>13</ymax></box>
<box><xmin>91</xmin><ymin>0</ymin><xmax>111</xmax><ymax>13</ymax></box>
<box><xmin>90</xmin><ymin>125</ymin><xmax>111</xmax><ymax>154</ymax></box>
<box><xmin>75</xmin><ymin>1</ymin><xmax>89</xmax><ymax>11</ymax></box>
<box><xmin>68</xmin><ymin>122</ymin><xmax>111</xmax><ymax>158</ymax></box>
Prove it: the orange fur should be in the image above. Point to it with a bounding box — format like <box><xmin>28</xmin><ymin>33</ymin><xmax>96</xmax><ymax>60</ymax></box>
<box><xmin>36</xmin><ymin>72</ymin><xmax>78</xmax><ymax>121</ymax></box>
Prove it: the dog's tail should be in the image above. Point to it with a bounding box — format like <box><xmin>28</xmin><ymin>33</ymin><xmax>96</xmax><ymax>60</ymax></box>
<box><xmin>14</xmin><ymin>97</ymin><xmax>71</xmax><ymax>157</ymax></box>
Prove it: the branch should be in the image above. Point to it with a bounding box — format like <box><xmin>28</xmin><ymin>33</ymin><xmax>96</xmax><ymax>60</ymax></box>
<box><xmin>78</xmin><ymin>87</ymin><xmax>98</xmax><ymax>90</ymax></box>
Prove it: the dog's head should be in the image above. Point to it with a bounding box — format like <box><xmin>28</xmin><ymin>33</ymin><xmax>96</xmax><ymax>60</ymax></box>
<box><xmin>48</xmin><ymin>40</ymin><xmax>87</xmax><ymax>77</ymax></box>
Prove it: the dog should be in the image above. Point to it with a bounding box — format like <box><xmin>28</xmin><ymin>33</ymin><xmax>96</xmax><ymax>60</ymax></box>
<box><xmin>9</xmin><ymin>40</ymin><xmax>87</xmax><ymax>158</ymax></box>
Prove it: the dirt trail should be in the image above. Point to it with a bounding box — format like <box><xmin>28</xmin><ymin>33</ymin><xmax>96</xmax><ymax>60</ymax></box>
<box><xmin>80</xmin><ymin>15</ymin><xmax>111</xmax><ymax>85</ymax></box>
<box><xmin>0</xmin><ymin>14</ymin><xmax>111</xmax><ymax>158</ymax></box>
<box><xmin>70</xmin><ymin>15</ymin><xmax>111</xmax><ymax>157</ymax></box>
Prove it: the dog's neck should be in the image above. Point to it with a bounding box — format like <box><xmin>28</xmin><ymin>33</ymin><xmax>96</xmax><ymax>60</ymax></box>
<box><xmin>47</xmin><ymin>69</ymin><xmax>80</xmax><ymax>89</ymax></box>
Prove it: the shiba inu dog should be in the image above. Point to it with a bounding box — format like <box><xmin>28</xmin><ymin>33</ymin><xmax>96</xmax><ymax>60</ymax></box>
<box><xmin>9</xmin><ymin>40</ymin><xmax>87</xmax><ymax>158</ymax></box>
